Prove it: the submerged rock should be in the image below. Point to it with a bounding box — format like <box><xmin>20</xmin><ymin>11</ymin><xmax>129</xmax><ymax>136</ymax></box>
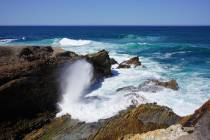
<box><xmin>117</xmin><ymin>79</ymin><xmax>179</xmax><ymax>93</ymax></box>
<box><xmin>118</xmin><ymin>56</ymin><xmax>141</xmax><ymax>68</ymax></box>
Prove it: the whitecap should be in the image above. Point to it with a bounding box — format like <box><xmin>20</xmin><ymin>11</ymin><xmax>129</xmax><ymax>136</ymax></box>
<box><xmin>0</xmin><ymin>38</ymin><xmax>18</xmax><ymax>43</ymax></box>
<box><xmin>59</xmin><ymin>38</ymin><xmax>91</xmax><ymax>46</ymax></box>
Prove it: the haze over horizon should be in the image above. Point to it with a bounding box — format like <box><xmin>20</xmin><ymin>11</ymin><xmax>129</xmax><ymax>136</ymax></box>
<box><xmin>0</xmin><ymin>0</ymin><xmax>210</xmax><ymax>26</ymax></box>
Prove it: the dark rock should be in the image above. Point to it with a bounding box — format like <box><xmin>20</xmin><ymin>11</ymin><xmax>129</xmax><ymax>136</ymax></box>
<box><xmin>23</xmin><ymin>114</ymin><xmax>107</xmax><ymax>140</ymax></box>
<box><xmin>56</xmin><ymin>51</ymin><xmax>78</xmax><ymax>58</ymax></box>
<box><xmin>110</xmin><ymin>58</ymin><xmax>118</xmax><ymax>65</ymax></box>
<box><xmin>86</xmin><ymin>50</ymin><xmax>112</xmax><ymax>78</ymax></box>
<box><xmin>118</xmin><ymin>56</ymin><xmax>141</xmax><ymax>68</ymax></box>
<box><xmin>18</xmin><ymin>46</ymin><xmax>53</xmax><ymax>61</ymax></box>
<box><xmin>151</xmin><ymin>79</ymin><xmax>179</xmax><ymax>90</ymax></box>
<box><xmin>0</xmin><ymin>46</ymin><xmax>112</xmax><ymax>140</ymax></box>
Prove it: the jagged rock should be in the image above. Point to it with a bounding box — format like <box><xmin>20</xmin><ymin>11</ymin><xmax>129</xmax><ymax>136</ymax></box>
<box><xmin>56</xmin><ymin>51</ymin><xmax>78</xmax><ymax>58</ymax></box>
<box><xmin>121</xmin><ymin>100</ymin><xmax>210</xmax><ymax>140</ymax></box>
<box><xmin>23</xmin><ymin>114</ymin><xmax>107</xmax><ymax>140</ymax></box>
<box><xmin>121</xmin><ymin>124</ymin><xmax>188</xmax><ymax>140</ymax></box>
<box><xmin>0</xmin><ymin>46</ymin><xmax>112</xmax><ymax>140</ymax></box>
<box><xmin>110</xmin><ymin>58</ymin><xmax>118</xmax><ymax>65</ymax></box>
<box><xmin>91</xmin><ymin>103</ymin><xmax>180</xmax><ymax>140</ymax></box>
<box><xmin>181</xmin><ymin>99</ymin><xmax>210</xmax><ymax>127</ymax></box>
<box><xmin>118</xmin><ymin>57</ymin><xmax>141</xmax><ymax>68</ymax></box>
<box><xmin>151</xmin><ymin>79</ymin><xmax>179</xmax><ymax>90</ymax></box>
<box><xmin>178</xmin><ymin>111</ymin><xmax>210</xmax><ymax>140</ymax></box>
<box><xmin>86</xmin><ymin>50</ymin><xmax>112</xmax><ymax>78</ymax></box>
<box><xmin>177</xmin><ymin>99</ymin><xmax>210</xmax><ymax>140</ymax></box>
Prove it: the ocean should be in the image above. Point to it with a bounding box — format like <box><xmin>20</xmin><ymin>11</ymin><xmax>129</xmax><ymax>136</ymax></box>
<box><xmin>1</xmin><ymin>26</ymin><xmax>210</xmax><ymax>122</ymax></box>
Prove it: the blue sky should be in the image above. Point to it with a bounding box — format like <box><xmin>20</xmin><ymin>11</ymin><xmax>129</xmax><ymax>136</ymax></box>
<box><xmin>0</xmin><ymin>0</ymin><xmax>210</xmax><ymax>25</ymax></box>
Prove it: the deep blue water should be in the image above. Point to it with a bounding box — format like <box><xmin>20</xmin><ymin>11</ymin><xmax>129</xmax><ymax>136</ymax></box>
<box><xmin>1</xmin><ymin>26</ymin><xmax>210</xmax><ymax>117</ymax></box>
<box><xmin>1</xmin><ymin>26</ymin><xmax>210</xmax><ymax>44</ymax></box>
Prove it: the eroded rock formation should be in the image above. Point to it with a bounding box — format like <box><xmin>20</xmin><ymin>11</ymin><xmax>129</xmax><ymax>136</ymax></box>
<box><xmin>0</xmin><ymin>46</ymin><xmax>112</xmax><ymax>140</ymax></box>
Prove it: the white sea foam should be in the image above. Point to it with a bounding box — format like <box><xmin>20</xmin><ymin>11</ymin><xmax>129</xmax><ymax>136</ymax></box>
<box><xmin>56</xmin><ymin>40</ymin><xmax>210</xmax><ymax>122</ymax></box>
<box><xmin>0</xmin><ymin>38</ymin><xmax>18</xmax><ymax>43</ymax></box>
<box><xmin>59</xmin><ymin>38</ymin><xmax>91</xmax><ymax>46</ymax></box>
<box><xmin>57</xmin><ymin>59</ymin><xmax>148</xmax><ymax>122</ymax></box>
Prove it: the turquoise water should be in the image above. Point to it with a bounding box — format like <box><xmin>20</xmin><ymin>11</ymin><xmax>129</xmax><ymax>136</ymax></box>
<box><xmin>1</xmin><ymin>26</ymin><xmax>210</xmax><ymax>121</ymax></box>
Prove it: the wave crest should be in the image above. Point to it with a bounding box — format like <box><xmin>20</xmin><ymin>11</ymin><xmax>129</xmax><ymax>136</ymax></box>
<box><xmin>59</xmin><ymin>38</ymin><xmax>91</xmax><ymax>46</ymax></box>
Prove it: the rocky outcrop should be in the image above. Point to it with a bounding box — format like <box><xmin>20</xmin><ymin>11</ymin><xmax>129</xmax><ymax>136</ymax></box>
<box><xmin>117</xmin><ymin>79</ymin><xmax>179</xmax><ymax>93</ymax></box>
<box><xmin>121</xmin><ymin>100</ymin><xmax>210</xmax><ymax>140</ymax></box>
<box><xmin>151</xmin><ymin>79</ymin><xmax>179</xmax><ymax>90</ymax></box>
<box><xmin>23</xmin><ymin>115</ymin><xmax>107</xmax><ymax>140</ymax></box>
<box><xmin>177</xmin><ymin>99</ymin><xmax>210</xmax><ymax>140</ymax></box>
<box><xmin>181</xmin><ymin>99</ymin><xmax>210</xmax><ymax>127</ymax></box>
<box><xmin>0</xmin><ymin>46</ymin><xmax>209</xmax><ymax>140</ymax></box>
<box><xmin>122</xmin><ymin>124</ymin><xmax>188</xmax><ymax>140</ymax></box>
<box><xmin>21</xmin><ymin>100</ymin><xmax>210</xmax><ymax>140</ymax></box>
<box><xmin>91</xmin><ymin>103</ymin><xmax>180</xmax><ymax>140</ymax></box>
<box><xmin>178</xmin><ymin>111</ymin><xmax>210</xmax><ymax>140</ymax></box>
<box><xmin>86</xmin><ymin>49</ymin><xmax>112</xmax><ymax>78</ymax></box>
<box><xmin>118</xmin><ymin>57</ymin><xmax>141</xmax><ymax>68</ymax></box>
<box><xmin>0</xmin><ymin>46</ymin><xmax>112</xmax><ymax>140</ymax></box>
<box><xmin>110</xmin><ymin>58</ymin><xmax>118</xmax><ymax>65</ymax></box>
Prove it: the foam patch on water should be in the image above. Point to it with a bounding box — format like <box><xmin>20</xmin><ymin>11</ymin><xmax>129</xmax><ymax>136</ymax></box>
<box><xmin>0</xmin><ymin>38</ymin><xmax>18</xmax><ymax>44</ymax></box>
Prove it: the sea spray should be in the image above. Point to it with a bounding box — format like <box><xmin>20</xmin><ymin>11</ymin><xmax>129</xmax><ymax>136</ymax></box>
<box><xmin>56</xmin><ymin>59</ymin><xmax>147</xmax><ymax>122</ymax></box>
<box><xmin>57</xmin><ymin>59</ymin><xmax>93</xmax><ymax>117</ymax></box>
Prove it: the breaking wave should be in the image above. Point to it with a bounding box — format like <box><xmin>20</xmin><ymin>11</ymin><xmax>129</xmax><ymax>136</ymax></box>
<box><xmin>0</xmin><ymin>38</ymin><xmax>18</xmax><ymax>43</ymax></box>
<box><xmin>59</xmin><ymin>38</ymin><xmax>91</xmax><ymax>46</ymax></box>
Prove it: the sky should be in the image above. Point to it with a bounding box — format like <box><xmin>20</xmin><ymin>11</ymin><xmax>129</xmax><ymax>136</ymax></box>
<box><xmin>0</xmin><ymin>0</ymin><xmax>210</xmax><ymax>26</ymax></box>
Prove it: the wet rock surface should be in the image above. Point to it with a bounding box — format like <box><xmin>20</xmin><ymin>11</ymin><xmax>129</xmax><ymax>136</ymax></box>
<box><xmin>118</xmin><ymin>56</ymin><xmax>141</xmax><ymax>68</ymax></box>
<box><xmin>86</xmin><ymin>49</ymin><xmax>112</xmax><ymax>78</ymax></box>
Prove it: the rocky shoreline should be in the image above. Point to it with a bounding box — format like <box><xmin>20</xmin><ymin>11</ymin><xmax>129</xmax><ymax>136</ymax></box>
<box><xmin>0</xmin><ymin>46</ymin><xmax>209</xmax><ymax>140</ymax></box>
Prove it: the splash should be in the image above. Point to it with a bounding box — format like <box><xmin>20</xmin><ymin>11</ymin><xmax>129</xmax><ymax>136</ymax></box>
<box><xmin>56</xmin><ymin>59</ymin><xmax>147</xmax><ymax>122</ymax></box>
<box><xmin>57</xmin><ymin>59</ymin><xmax>93</xmax><ymax>117</ymax></box>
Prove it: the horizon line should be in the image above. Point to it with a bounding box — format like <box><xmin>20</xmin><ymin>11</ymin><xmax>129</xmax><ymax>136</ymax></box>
<box><xmin>0</xmin><ymin>24</ymin><xmax>210</xmax><ymax>27</ymax></box>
